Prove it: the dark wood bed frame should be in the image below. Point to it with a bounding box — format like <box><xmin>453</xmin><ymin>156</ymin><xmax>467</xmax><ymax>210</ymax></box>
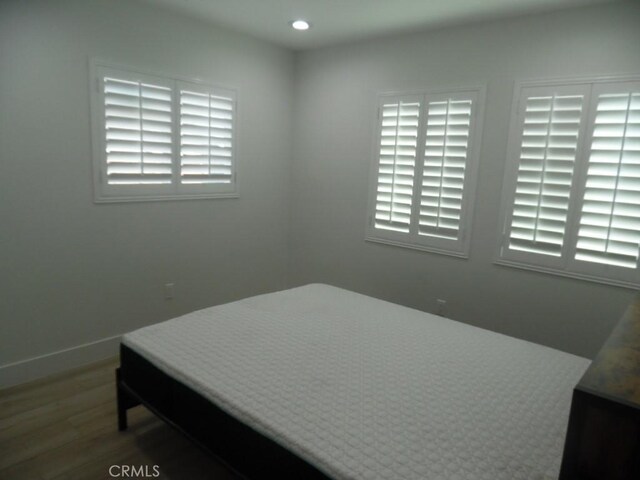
<box><xmin>116</xmin><ymin>345</ymin><xmax>330</xmax><ymax>479</ymax></box>
<box><xmin>117</xmin><ymin>295</ymin><xmax>640</xmax><ymax>479</ymax></box>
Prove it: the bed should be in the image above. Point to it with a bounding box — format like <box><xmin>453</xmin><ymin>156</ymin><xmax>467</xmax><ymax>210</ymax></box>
<box><xmin>116</xmin><ymin>284</ymin><xmax>640</xmax><ymax>479</ymax></box>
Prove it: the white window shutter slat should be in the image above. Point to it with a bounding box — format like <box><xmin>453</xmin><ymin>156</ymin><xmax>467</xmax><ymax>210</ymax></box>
<box><xmin>367</xmin><ymin>88</ymin><xmax>483</xmax><ymax>257</ymax></box>
<box><xmin>179</xmin><ymin>88</ymin><xmax>235</xmax><ymax>185</ymax></box>
<box><xmin>104</xmin><ymin>77</ymin><xmax>173</xmax><ymax>185</ymax></box>
<box><xmin>92</xmin><ymin>62</ymin><xmax>239</xmax><ymax>202</ymax></box>
<box><xmin>498</xmin><ymin>77</ymin><xmax>640</xmax><ymax>288</ymax></box>
<box><xmin>419</xmin><ymin>97</ymin><xmax>474</xmax><ymax>240</ymax></box>
<box><xmin>575</xmin><ymin>89</ymin><xmax>640</xmax><ymax>269</ymax></box>
<box><xmin>507</xmin><ymin>92</ymin><xmax>584</xmax><ymax>257</ymax></box>
<box><xmin>374</xmin><ymin>97</ymin><xmax>421</xmax><ymax>233</ymax></box>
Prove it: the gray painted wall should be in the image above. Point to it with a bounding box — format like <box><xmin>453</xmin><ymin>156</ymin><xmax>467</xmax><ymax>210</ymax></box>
<box><xmin>289</xmin><ymin>2</ymin><xmax>640</xmax><ymax>358</ymax></box>
<box><xmin>1</xmin><ymin>0</ymin><xmax>639</xmax><ymax>384</ymax></box>
<box><xmin>0</xmin><ymin>0</ymin><xmax>294</xmax><ymax>370</ymax></box>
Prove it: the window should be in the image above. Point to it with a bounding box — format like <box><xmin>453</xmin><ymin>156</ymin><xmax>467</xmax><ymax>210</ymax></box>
<box><xmin>178</xmin><ymin>83</ymin><xmax>235</xmax><ymax>192</ymax></box>
<box><xmin>497</xmin><ymin>76</ymin><xmax>640</xmax><ymax>287</ymax></box>
<box><xmin>102</xmin><ymin>75</ymin><xmax>174</xmax><ymax>189</ymax></box>
<box><xmin>366</xmin><ymin>88</ymin><xmax>485</xmax><ymax>257</ymax></box>
<box><xmin>90</xmin><ymin>61</ymin><xmax>237</xmax><ymax>202</ymax></box>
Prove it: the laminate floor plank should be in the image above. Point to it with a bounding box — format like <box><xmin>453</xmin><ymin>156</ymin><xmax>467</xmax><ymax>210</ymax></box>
<box><xmin>0</xmin><ymin>358</ymin><xmax>240</xmax><ymax>480</ymax></box>
<box><xmin>0</xmin><ymin>360</ymin><xmax>118</xmax><ymax>420</ymax></box>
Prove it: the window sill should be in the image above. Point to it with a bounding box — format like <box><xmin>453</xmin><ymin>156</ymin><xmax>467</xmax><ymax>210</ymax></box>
<box><xmin>494</xmin><ymin>258</ymin><xmax>639</xmax><ymax>290</ymax></box>
<box><xmin>365</xmin><ymin>236</ymin><xmax>468</xmax><ymax>259</ymax></box>
<box><xmin>94</xmin><ymin>192</ymin><xmax>239</xmax><ymax>204</ymax></box>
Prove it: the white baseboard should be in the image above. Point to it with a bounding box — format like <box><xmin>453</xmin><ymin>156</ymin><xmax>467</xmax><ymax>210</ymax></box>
<box><xmin>0</xmin><ymin>335</ymin><xmax>121</xmax><ymax>389</ymax></box>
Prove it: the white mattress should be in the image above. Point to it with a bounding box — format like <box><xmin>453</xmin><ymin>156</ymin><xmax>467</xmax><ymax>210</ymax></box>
<box><xmin>123</xmin><ymin>284</ymin><xmax>589</xmax><ymax>480</ymax></box>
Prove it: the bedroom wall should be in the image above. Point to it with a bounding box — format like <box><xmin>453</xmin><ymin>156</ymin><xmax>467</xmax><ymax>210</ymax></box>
<box><xmin>0</xmin><ymin>0</ymin><xmax>294</xmax><ymax>385</ymax></box>
<box><xmin>289</xmin><ymin>1</ymin><xmax>640</xmax><ymax>359</ymax></box>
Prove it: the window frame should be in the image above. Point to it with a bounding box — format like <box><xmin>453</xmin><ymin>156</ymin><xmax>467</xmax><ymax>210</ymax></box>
<box><xmin>365</xmin><ymin>86</ymin><xmax>486</xmax><ymax>258</ymax></box>
<box><xmin>496</xmin><ymin>81</ymin><xmax>592</xmax><ymax>270</ymax></box>
<box><xmin>495</xmin><ymin>75</ymin><xmax>640</xmax><ymax>289</ymax></box>
<box><xmin>89</xmin><ymin>59</ymin><xmax>239</xmax><ymax>203</ymax></box>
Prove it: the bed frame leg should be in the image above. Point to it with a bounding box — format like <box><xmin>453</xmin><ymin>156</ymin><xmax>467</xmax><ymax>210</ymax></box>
<box><xmin>116</xmin><ymin>367</ymin><xmax>138</xmax><ymax>431</ymax></box>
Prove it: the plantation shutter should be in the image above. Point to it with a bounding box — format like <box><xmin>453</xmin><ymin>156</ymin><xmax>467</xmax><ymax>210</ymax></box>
<box><xmin>373</xmin><ymin>96</ymin><xmax>421</xmax><ymax>233</ymax></box>
<box><xmin>507</xmin><ymin>89</ymin><xmax>585</xmax><ymax>257</ymax></box>
<box><xmin>179</xmin><ymin>84</ymin><xmax>235</xmax><ymax>186</ymax></box>
<box><xmin>419</xmin><ymin>96</ymin><xmax>474</xmax><ymax>240</ymax></box>
<box><xmin>574</xmin><ymin>86</ymin><xmax>640</xmax><ymax>269</ymax></box>
<box><xmin>103</xmin><ymin>77</ymin><xmax>173</xmax><ymax>185</ymax></box>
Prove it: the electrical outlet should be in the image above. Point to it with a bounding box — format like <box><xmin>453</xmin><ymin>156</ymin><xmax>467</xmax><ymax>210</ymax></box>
<box><xmin>164</xmin><ymin>283</ymin><xmax>175</xmax><ymax>300</ymax></box>
<box><xmin>436</xmin><ymin>299</ymin><xmax>447</xmax><ymax>316</ymax></box>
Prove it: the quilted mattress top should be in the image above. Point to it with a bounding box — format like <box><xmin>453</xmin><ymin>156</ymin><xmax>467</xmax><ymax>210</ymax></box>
<box><xmin>123</xmin><ymin>284</ymin><xmax>589</xmax><ymax>480</ymax></box>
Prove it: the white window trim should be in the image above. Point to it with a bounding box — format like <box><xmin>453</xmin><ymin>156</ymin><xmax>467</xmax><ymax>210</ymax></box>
<box><xmin>495</xmin><ymin>74</ymin><xmax>640</xmax><ymax>289</ymax></box>
<box><xmin>89</xmin><ymin>59</ymin><xmax>239</xmax><ymax>203</ymax></box>
<box><xmin>365</xmin><ymin>85</ymin><xmax>486</xmax><ymax>259</ymax></box>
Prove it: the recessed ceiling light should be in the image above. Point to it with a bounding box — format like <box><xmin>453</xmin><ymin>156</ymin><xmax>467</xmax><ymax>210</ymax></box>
<box><xmin>291</xmin><ymin>20</ymin><xmax>310</xmax><ymax>31</ymax></box>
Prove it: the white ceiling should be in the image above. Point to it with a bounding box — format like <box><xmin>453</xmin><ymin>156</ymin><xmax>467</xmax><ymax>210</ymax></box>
<box><xmin>140</xmin><ymin>0</ymin><xmax>618</xmax><ymax>50</ymax></box>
